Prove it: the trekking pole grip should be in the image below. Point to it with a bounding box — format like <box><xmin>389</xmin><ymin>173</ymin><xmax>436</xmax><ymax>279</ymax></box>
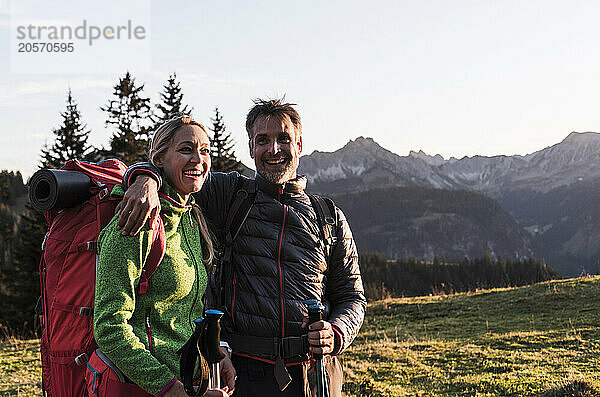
<box><xmin>204</xmin><ymin>310</ymin><xmax>225</xmax><ymax>363</ymax></box>
<box><xmin>304</xmin><ymin>299</ymin><xmax>325</xmax><ymax>357</ymax></box>
<box><xmin>304</xmin><ymin>299</ymin><xmax>329</xmax><ymax>397</ymax></box>
<box><xmin>204</xmin><ymin>309</ymin><xmax>225</xmax><ymax>390</ymax></box>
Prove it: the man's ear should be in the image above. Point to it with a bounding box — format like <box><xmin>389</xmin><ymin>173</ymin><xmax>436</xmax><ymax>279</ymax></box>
<box><xmin>248</xmin><ymin>138</ymin><xmax>255</xmax><ymax>159</ymax></box>
<box><xmin>297</xmin><ymin>135</ymin><xmax>303</xmax><ymax>155</ymax></box>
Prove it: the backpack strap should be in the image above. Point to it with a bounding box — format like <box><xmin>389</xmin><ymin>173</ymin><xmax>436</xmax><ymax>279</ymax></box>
<box><xmin>137</xmin><ymin>217</ymin><xmax>167</xmax><ymax>295</ymax></box>
<box><xmin>308</xmin><ymin>194</ymin><xmax>339</xmax><ymax>262</ymax></box>
<box><xmin>222</xmin><ymin>176</ymin><xmax>256</xmax><ymax>263</ymax></box>
<box><xmin>208</xmin><ymin>177</ymin><xmax>257</xmax><ymax>310</ymax></box>
<box><xmin>223</xmin><ymin>177</ymin><xmax>256</xmax><ymax>261</ymax></box>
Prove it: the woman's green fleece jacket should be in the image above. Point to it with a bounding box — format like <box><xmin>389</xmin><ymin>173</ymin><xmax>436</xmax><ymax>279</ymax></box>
<box><xmin>93</xmin><ymin>183</ymin><xmax>207</xmax><ymax>396</ymax></box>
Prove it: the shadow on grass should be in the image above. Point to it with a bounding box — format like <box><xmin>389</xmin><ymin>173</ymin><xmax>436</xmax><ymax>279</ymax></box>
<box><xmin>540</xmin><ymin>380</ymin><xmax>600</xmax><ymax>397</ymax></box>
<box><xmin>488</xmin><ymin>334</ymin><xmax>583</xmax><ymax>352</ymax></box>
<box><xmin>344</xmin><ymin>377</ymin><xmax>393</xmax><ymax>397</ymax></box>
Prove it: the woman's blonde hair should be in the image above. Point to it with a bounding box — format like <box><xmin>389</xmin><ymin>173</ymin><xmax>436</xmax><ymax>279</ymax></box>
<box><xmin>149</xmin><ymin>115</ymin><xmax>214</xmax><ymax>267</ymax></box>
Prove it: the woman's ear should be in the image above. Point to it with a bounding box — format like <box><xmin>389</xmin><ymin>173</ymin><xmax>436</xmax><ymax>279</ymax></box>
<box><xmin>151</xmin><ymin>151</ymin><xmax>164</xmax><ymax>168</ymax></box>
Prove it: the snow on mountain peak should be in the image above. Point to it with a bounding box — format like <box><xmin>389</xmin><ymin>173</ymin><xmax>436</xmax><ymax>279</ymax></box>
<box><xmin>300</xmin><ymin>131</ymin><xmax>600</xmax><ymax>193</ymax></box>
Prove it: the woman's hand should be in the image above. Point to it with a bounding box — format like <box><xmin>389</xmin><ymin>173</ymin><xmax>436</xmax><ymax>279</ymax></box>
<box><xmin>117</xmin><ymin>175</ymin><xmax>160</xmax><ymax>235</ymax></box>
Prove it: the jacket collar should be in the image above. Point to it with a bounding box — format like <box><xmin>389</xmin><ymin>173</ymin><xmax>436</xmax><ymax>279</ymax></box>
<box><xmin>255</xmin><ymin>172</ymin><xmax>307</xmax><ymax>197</ymax></box>
<box><xmin>158</xmin><ymin>181</ymin><xmax>193</xmax><ymax>214</ymax></box>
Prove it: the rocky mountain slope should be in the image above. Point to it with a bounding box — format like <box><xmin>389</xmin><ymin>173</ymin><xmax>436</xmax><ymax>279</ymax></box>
<box><xmin>300</xmin><ymin>132</ymin><xmax>600</xmax><ymax>195</ymax></box>
<box><xmin>300</xmin><ymin>132</ymin><xmax>600</xmax><ymax>275</ymax></box>
<box><xmin>332</xmin><ymin>186</ymin><xmax>539</xmax><ymax>262</ymax></box>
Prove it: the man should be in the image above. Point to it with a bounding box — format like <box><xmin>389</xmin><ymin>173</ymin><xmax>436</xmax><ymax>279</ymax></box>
<box><xmin>118</xmin><ymin>98</ymin><xmax>366</xmax><ymax>396</ymax></box>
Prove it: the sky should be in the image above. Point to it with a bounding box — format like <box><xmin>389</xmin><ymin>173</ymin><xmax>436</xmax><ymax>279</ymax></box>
<box><xmin>2</xmin><ymin>0</ymin><xmax>600</xmax><ymax>178</ymax></box>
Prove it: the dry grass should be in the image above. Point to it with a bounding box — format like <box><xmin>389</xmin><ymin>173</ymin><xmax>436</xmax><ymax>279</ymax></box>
<box><xmin>4</xmin><ymin>277</ymin><xmax>600</xmax><ymax>396</ymax></box>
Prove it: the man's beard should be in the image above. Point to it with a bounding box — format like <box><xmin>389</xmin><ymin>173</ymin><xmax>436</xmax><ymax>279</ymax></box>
<box><xmin>258</xmin><ymin>158</ymin><xmax>298</xmax><ymax>185</ymax></box>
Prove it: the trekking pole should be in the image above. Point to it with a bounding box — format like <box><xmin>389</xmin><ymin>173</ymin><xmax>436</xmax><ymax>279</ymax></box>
<box><xmin>305</xmin><ymin>300</ymin><xmax>329</xmax><ymax>397</ymax></box>
<box><xmin>204</xmin><ymin>309</ymin><xmax>226</xmax><ymax>390</ymax></box>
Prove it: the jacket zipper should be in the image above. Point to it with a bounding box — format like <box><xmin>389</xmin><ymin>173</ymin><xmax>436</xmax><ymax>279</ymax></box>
<box><xmin>231</xmin><ymin>278</ymin><xmax>237</xmax><ymax>326</ymax></box>
<box><xmin>277</xmin><ymin>203</ymin><xmax>287</xmax><ymax>338</ymax></box>
<box><xmin>145</xmin><ymin>307</ymin><xmax>154</xmax><ymax>354</ymax></box>
<box><xmin>182</xmin><ymin>211</ymin><xmax>201</xmax><ymax>331</ymax></box>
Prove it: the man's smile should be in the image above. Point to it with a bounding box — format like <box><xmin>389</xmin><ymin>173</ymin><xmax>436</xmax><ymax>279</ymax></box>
<box><xmin>264</xmin><ymin>157</ymin><xmax>287</xmax><ymax>165</ymax></box>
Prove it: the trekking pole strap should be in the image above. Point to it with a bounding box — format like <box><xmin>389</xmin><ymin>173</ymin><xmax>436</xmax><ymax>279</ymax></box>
<box><xmin>177</xmin><ymin>320</ymin><xmax>210</xmax><ymax>396</ymax></box>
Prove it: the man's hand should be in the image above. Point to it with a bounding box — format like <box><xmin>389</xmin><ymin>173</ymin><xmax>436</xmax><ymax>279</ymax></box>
<box><xmin>163</xmin><ymin>379</ymin><xmax>230</xmax><ymax>397</ymax></box>
<box><xmin>116</xmin><ymin>176</ymin><xmax>160</xmax><ymax>236</ymax></box>
<box><xmin>302</xmin><ymin>319</ymin><xmax>335</xmax><ymax>355</ymax></box>
<box><xmin>219</xmin><ymin>350</ymin><xmax>236</xmax><ymax>394</ymax></box>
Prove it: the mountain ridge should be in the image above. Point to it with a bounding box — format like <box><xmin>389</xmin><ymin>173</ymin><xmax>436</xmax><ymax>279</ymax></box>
<box><xmin>300</xmin><ymin>132</ymin><xmax>600</xmax><ymax>275</ymax></box>
<box><xmin>300</xmin><ymin>131</ymin><xmax>600</xmax><ymax>194</ymax></box>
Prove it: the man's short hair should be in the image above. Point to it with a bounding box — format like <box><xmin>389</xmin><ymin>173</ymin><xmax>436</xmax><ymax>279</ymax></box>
<box><xmin>245</xmin><ymin>97</ymin><xmax>302</xmax><ymax>138</ymax></box>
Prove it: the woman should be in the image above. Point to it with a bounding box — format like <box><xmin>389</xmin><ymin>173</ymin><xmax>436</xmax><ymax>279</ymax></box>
<box><xmin>88</xmin><ymin>117</ymin><xmax>231</xmax><ymax>397</ymax></box>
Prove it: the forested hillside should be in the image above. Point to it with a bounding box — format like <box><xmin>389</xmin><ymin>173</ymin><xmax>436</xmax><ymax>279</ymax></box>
<box><xmin>331</xmin><ymin>186</ymin><xmax>540</xmax><ymax>261</ymax></box>
<box><xmin>360</xmin><ymin>252</ymin><xmax>559</xmax><ymax>300</ymax></box>
<box><xmin>0</xmin><ymin>171</ymin><xmax>27</xmax><ymax>269</ymax></box>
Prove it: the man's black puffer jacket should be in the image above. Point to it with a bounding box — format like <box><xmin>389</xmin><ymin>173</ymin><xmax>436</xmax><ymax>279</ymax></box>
<box><xmin>124</xmin><ymin>165</ymin><xmax>366</xmax><ymax>359</ymax></box>
<box><xmin>198</xmin><ymin>171</ymin><xmax>366</xmax><ymax>358</ymax></box>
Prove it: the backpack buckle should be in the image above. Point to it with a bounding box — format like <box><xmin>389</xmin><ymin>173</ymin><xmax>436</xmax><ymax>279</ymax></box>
<box><xmin>98</xmin><ymin>188</ymin><xmax>109</xmax><ymax>200</ymax></box>
<box><xmin>74</xmin><ymin>352</ymin><xmax>89</xmax><ymax>366</ymax></box>
<box><xmin>79</xmin><ymin>307</ymin><xmax>92</xmax><ymax>317</ymax></box>
<box><xmin>41</xmin><ymin>232</ymin><xmax>49</xmax><ymax>251</ymax></box>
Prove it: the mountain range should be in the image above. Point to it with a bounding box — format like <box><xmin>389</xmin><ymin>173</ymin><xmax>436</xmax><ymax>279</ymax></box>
<box><xmin>299</xmin><ymin>132</ymin><xmax>600</xmax><ymax>275</ymax></box>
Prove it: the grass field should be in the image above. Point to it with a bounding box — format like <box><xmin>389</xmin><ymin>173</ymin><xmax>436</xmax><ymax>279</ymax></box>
<box><xmin>343</xmin><ymin>276</ymin><xmax>600</xmax><ymax>396</ymax></box>
<box><xmin>3</xmin><ymin>277</ymin><xmax>600</xmax><ymax>396</ymax></box>
<box><xmin>0</xmin><ymin>338</ymin><xmax>41</xmax><ymax>396</ymax></box>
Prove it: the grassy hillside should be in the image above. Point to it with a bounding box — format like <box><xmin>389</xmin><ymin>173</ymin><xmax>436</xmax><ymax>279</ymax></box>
<box><xmin>0</xmin><ymin>338</ymin><xmax>40</xmax><ymax>396</ymax></box>
<box><xmin>3</xmin><ymin>277</ymin><xmax>600</xmax><ymax>396</ymax></box>
<box><xmin>343</xmin><ymin>276</ymin><xmax>600</xmax><ymax>396</ymax></box>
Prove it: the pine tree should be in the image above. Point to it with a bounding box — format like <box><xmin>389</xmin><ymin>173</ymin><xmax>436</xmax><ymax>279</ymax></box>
<box><xmin>101</xmin><ymin>72</ymin><xmax>152</xmax><ymax>165</ymax></box>
<box><xmin>209</xmin><ymin>107</ymin><xmax>242</xmax><ymax>173</ymax></box>
<box><xmin>153</xmin><ymin>72</ymin><xmax>192</xmax><ymax>129</ymax></box>
<box><xmin>1</xmin><ymin>201</ymin><xmax>46</xmax><ymax>335</ymax></box>
<box><xmin>0</xmin><ymin>171</ymin><xmax>24</xmax><ymax>269</ymax></box>
<box><xmin>2</xmin><ymin>176</ymin><xmax>45</xmax><ymax>336</ymax></box>
<box><xmin>40</xmin><ymin>89</ymin><xmax>93</xmax><ymax>168</ymax></box>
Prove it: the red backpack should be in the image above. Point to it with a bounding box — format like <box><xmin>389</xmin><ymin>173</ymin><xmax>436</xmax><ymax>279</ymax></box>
<box><xmin>38</xmin><ymin>159</ymin><xmax>165</xmax><ymax>397</ymax></box>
